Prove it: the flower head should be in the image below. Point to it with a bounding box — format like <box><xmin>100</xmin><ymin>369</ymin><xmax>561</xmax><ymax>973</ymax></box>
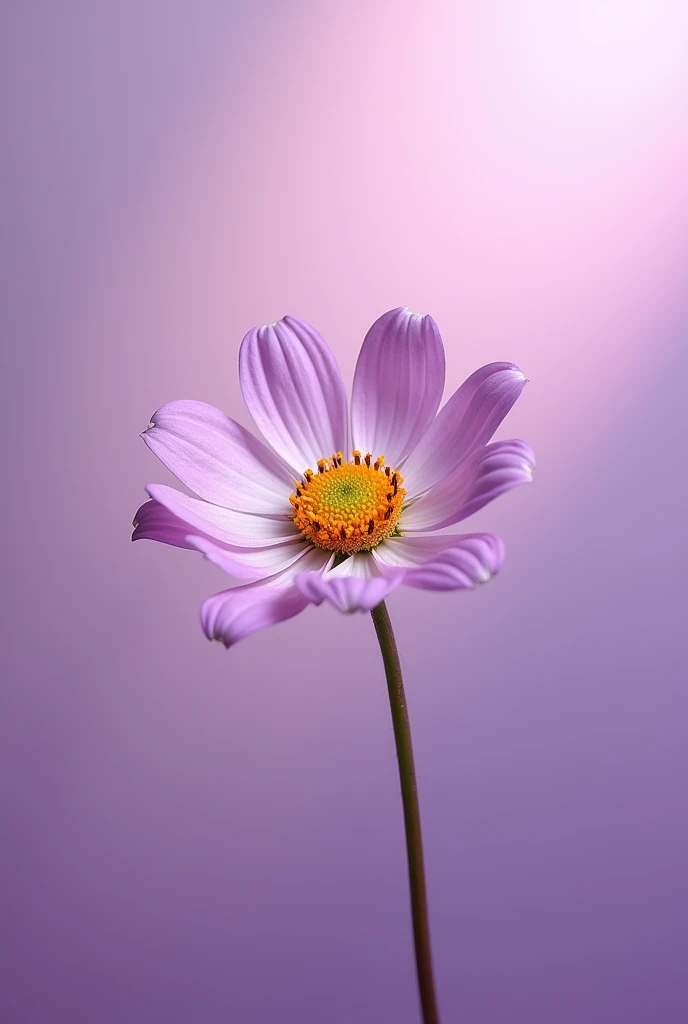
<box><xmin>289</xmin><ymin>452</ymin><xmax>406</xmax><ymax>552</ymax></box>
<box><xmin>133</xmin><ymin>308</ymin><xmax>534</xmax><ymax>645</ymax></box>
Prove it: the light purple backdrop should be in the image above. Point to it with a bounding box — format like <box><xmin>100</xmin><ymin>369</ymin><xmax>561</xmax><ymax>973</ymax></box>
<box><xmin>2</xmin><ymin>2</ymin><xmax>687</xmax><ymax>1022</ymax></box>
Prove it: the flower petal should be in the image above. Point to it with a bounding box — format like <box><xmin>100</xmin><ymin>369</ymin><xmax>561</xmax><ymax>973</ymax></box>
<box><xmin>401</xmin><ymin>440</ymin><xmax>535</xmax><ymax>532</ymax></box>
<box><xmin>201</xmin><ymin>546</ymin><xmax>332</xmax><ymax>646</ymax></box>
<box><xmin>373</xmin><ymin>533</ymin><xmax>505</xmax><ymax>591</ymax></box>
<box><xmin>401</xmin><ymin>363</ymin><xmax>527</xmax><ymax>499</ymax></box>
<box><xmin>294</xmin><ymin>574</ymin><xmax>401</xmax><ymax>614</ymax></box>
<box><xmin>239</xmin><ymin>316</ymin><xmax>348</xmax><ymax>472</ymax></box>
<box><xmin>187</xmin><ymin>535</ymin><xmax>312</xmax><ymax>581</ymax></box>
<box><xmin>192</xmin><ymin>534</ymin><xmax>331</xmax><ymax>584</ymax></box>
<box><xmin>202</xmin><ymin>586</ymin><xmax>311</xmax><ymax>647</ymax></box>
<box><xmin>132</xmin><ymin>499</ymin><xmax>204</xmax><ymax>550</ymax></box>
<box><xmin>351</xmin><ymin>307</ymin><xmax>446</xmax><ymax>467</ymax></box>
<box><xmin>133</xmin><ymin>497</ymin><xmax>306</xmax><ymax>581</ymax></box>
<box><xmin>142</xmin><ymin>400</ymin><xmax>294</xmax><ymax>513</ymax></box>
<box><xmin>146</xmin><ymin>483</ymin><xmax>300</xmax><ymax>548</ymax></box>
<box><xmin>327</xmin><ymin>553</ymin><xmax>384</xmax><ymax>578</ymax></box>
<box><xmin>294</xmin><ymin>553</ymin><xmax>405</xmax><ymax>613</ymax></box>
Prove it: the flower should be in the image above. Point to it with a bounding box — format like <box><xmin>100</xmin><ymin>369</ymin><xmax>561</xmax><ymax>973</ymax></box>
<box><xmin>133</xmin><ymin>308</ymin><xmax>534</xmax><ymax>646</ymax></box>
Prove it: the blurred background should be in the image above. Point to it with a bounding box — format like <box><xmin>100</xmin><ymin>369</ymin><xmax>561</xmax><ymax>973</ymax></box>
<box><xmin>2</xmin><ymin>2</ymin><xmax>687</xmax><ymax>1021</ymax></box>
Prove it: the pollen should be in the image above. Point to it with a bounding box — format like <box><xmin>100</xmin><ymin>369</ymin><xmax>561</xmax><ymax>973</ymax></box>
<box><xmin>289</xmin><ymin>450</ymin><xmax>406</xmax><ymax>553</ymax></box>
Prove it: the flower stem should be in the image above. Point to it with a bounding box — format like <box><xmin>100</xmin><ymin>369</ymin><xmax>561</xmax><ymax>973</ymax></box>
<box><xmin>370</xmin><ymin>601</ymin><xmax>440</xmax><ymax>1024</ymax></box>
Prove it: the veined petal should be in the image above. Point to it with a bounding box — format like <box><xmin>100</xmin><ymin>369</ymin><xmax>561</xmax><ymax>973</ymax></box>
<box><xmin>351</xmin><ymin>307</ymin><xmax>445</xmax><ymax>467</ymax></box>
<box><xmin>146</xmin><ymin>483</ymin><xmax>301</xmax><ymax>548</ymax></box>
<box><xmin>373</xmin><ymin>533</ymin><xmax>479</xmax><ymax>568</ymax></box>
<box><xmin>132</xmin><ymin>499</ymin><xmax>210</xmax><ymax>550</ymax></box>
<box><xmin>294</xmin><ymin>574</ymin><xmax>401</xmax><ymax>614</ymax></box>
<box><xmin>402</xmin><ymin>363</ymin><xmax>527</xmax><ymax>498</ymax></box>
<box><xmin>373</xmin><ymin>533</ymin><xmax>505</xmax><ymax>591</ymax></box>
<box><xmin>294</xmin><ymin>553</ymin><xmax>405</xmax><ymax>613</ymax></box>
<box><xmin>142</xmin><ymin>400</ymin><xmax>293</xmax><ymax>513</ymax></box>
<box><xmin>188</xmin><ymin>525</ymin><xmax>331</xmax><ymax>582</ymax></box>
<box><xmin>188</xmin><ymin>536</ymin><xmax>312</xmax><ymax>581</ymax></box>
<box><xmin>260</xmin><ymin>544</ymin><xmax>334</xmax><ymax>585</ymax></box>
<box><xmin>201</xmin><ymin>546</ymin><xmax>332</xmax><ymax>646</ymax></box>
<box><xmin>327</xmin><ymin>553</ymin><xmax>384</xmax><ymax>578</ymax></box>
<box><xmin>133</xmin><ymin>497</ymin><xmax>306</xmax><ymax>581</ymax></box>
<box><xmin>201</xmin><ymin>586</ymin><xmax>310</xmax><ymax>647</ymax></box>
<box><xmin>239</xmin><ymin>316</ymin><xmax>348</xmax><ymax>473</ymax></box>
<box><xmin>401</xmin><ymin>440</ymin><xmax>535</xmax><ymax>532</ymax></box>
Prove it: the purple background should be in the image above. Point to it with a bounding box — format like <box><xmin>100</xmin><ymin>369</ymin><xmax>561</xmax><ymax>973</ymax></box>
<box><xmin>2</xmin><ymin>2</ymin><xmax>688</xmax><ymax>1021</ymax></box>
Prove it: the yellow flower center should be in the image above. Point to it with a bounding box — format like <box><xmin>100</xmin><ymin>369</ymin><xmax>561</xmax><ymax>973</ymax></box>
<box><xmin>289</xmin><ymin>450</ymin><xmax>406</xmax><ymax>553</ymax></box>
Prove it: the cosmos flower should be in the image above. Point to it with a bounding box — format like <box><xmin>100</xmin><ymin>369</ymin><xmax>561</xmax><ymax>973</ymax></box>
<box><xmin>133</xmin><ymin>307</ymin><xmax>534</xmax><ymax>646</ymax></box>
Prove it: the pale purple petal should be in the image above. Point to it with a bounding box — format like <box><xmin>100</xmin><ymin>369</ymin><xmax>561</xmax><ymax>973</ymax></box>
<box><xmin>142</xmin><ymin>400</ymin><xmax>294</xmax><ymax>513</ymax></box>
<box><xmin>327</xmin><ymin>553</ymin><xmax>385</xmax><ymax>578</ymax></box>
<box><xmin>197</xmin><ymin>537</ymin><xmax>329</xmax><ymax>587</ymax></box>
<box><xmin>401</xmin><ymin>363</ymin><xmax>527</xmax><ymax>499</ymax></box>
<box><xmin>373</xmin><ymin>533</ymin><xmax>505</xmax><ymax>591</ymax></box>
<box><xmin>372</xmin><ymin>533</ymin><xmax>478</xmax><ymax>568</ymax></box>
<box><xmin>262</xmin><ymin>544</ymin><xmax>334</xmax><ymax>583</ymax></box>
<box><xmin>294</xmin><ymin>573</ymin><xmax>401</xmax><ymax>613</ymax></box>
<box><xmin>188</xmin><ymin>528</ymin><xmax>330</xmax><ymax>581</ymax></box>
<box><xmin>239</xmin><ymin>316</ymin><xmax>348</xmax><ymax>472</ymax></box>
<box><xmin>201</xmin><ymin>546</ymin><xmax>332</xmax><ymax>646</ymax></box>
<box><xmin>294</xmin><ymin>553</ymin><xmax>405</xmax><ymax>613</ymax></box>
<box><xmin>132</xmin><ymin>499</ymin><xmax>208</xmax><ymax>550</ymax></box>
<box><xmin>187</xmin><ymin>536</ymin><xmax>311</xmax><ymax>581</ymax></box>
<box><xmin>351</xmin><ymin>307</ymin><xmax>446</xmax><ymax>467</ymax></box>
<box><xmin>146</xmin><ymin>483</ymin><xmax>300</xmax><ymax>548</ymax></box>
<box><xmin>401</xmin><ymin>440</ymin><xmax>535</xmax><ymax>532</ymax></box>
<box><xmin>133</xmin><ymin>497</ymin><xmax>306</xmax><ymax>581</ymax></box>
<box><xmin>201</xmin><ymin>586</ymin><xmax>312</xmax><ymax>648</ymax></box>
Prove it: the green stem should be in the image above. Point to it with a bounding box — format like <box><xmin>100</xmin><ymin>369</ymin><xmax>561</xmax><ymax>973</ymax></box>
<box><xmin>371</xmin><ymin>601</ymin><xmax>440</xmax><ymax>1024</ymax></box>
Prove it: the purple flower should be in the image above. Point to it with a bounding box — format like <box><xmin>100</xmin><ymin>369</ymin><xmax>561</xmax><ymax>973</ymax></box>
<box><xmin>133</xmin><ymin>308</ymin><xmax>534</xmax><ymax>646</ymax></box>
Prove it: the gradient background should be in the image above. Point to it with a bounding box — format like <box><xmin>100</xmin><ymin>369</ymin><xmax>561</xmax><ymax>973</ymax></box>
<box><xmin>2</xmin><ymin>2</ymin><xmax>688</xmax><ymax>1022</ymax></box>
